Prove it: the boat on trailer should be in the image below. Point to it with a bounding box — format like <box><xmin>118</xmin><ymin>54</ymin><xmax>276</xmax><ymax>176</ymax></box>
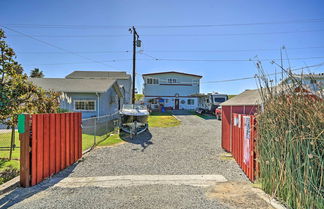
<box><xmin>120</xmin><ymin>104</ymin><xmax>149</xmax><ymax>135</ymax></box>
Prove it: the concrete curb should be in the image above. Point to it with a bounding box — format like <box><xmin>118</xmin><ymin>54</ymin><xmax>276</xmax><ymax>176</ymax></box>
<box><xmin>0</xmin><ymin>149</ymin><xmax>91</xmax><ymax>196</ymax></box>
<box><xmin>252</xmin><ymin>187</ymin><xmax>287</xmax><ymax>209</ymax></box>
<box><xmin>0</xmin><ymin>176</ymin><xmax>20</xmax><ymax>195</ymax></box>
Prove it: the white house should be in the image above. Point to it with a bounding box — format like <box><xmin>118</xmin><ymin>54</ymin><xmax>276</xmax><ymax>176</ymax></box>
<box><xmin>282</xmin><ymin>73</ymin><xmax>324</xmax><ymax>92</ymax></box>
<box><xmin>142</xmin><ymin>71</ymin><xmax>202</xmax><ymax>110</ymax></box>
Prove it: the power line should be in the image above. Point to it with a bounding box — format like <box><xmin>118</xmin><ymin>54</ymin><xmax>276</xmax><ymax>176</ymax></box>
<box><xmin>148</xmin><ymin>56</ymin><xmax>324</xmax><ymax>62</ymax></box>
<box><xmin>3</xmin><ymin>18</ymin><xmax>324</xmax><ymax>29</ymax></box>
<box><xmin>7</xmin><ymin>29</ymin><xmax>324</xmax><ymax>38</ymax></box>
<box><xmin>1</xmin><ymin>25</ymin><xmax>119</xmax><ymax>69</ymax></box>
<box><xmin>15</xmin><ymin>46</ymin><xmax>324</xmax><ymax>54</ymax></box>
<box><xmin>17</xmin><ymin>50</ymin><xmax>130</xmax><ymax>54</ymax></box>
<box><xmin>137</xmin><ymin>18</ymin><xmax>324</xmax><ymax>28</ymax></box>
<box><xmin>144</xmin><ymin>46</ymin><xmax>324</xmax><ymax>53</ymax></box>
<box><xmin>201</xmin><ymin>62</ymin><xmax>324</xmax><ymax>84</ymax></box>
<box><xmin>23</xmin><ymin>56</ymin><xmax>324</xmax><ymax>66</ymax></box>
<box><xmin>23</xmin><ymin>59</ymin><xmax>141</xmax><ymax>66</ymax></box>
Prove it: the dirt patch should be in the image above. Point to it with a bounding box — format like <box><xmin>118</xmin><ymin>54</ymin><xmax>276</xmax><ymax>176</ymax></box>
<box><xmin>207</xmin><ymin>182</ymin><xmax>274</xmax><ymax>209</ymax></box>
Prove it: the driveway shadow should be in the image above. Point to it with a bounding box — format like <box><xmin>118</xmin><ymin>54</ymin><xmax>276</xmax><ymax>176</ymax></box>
<box><xmin>120</xmin><ymin>130</ymin><xmax>153</xmax><ymax>152</ymax></box>
<box><xmin>0</xmin><ymin>164</ymin><xmax>78</xmax><ymax>209</ymax></box>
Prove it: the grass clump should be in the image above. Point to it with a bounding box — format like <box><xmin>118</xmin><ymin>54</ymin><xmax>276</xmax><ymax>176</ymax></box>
<box><xmin>256</xmin><ymin>67</ymin><xmax>324</xmax><ymax>209</ymax></box>
<box><xmin>97</xmin><ymin>133</ymin><xmax>123</xmax><ymax>147</ymax></box>
<box><xmin>148</xmin><ymin>112</ymin><xmax>181</xmax><ymax>127</ymax></box>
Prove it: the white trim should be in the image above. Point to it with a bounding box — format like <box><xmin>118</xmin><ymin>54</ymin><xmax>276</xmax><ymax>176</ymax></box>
<box><xmin>74</xmin><ymin>100</ymin><xmax>97</xmax><ymax>111</ymax></box>
<box><xmin>96</xmin><ymin>93</ymin><xmax>100</xmax><ymax>117</ymax></box>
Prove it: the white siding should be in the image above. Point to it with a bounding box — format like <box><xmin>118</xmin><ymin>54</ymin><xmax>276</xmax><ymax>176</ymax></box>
<box><xmin>143</xmin><ymin>73</ymin><xmax>200</xmax><ymax>97</ymax></box>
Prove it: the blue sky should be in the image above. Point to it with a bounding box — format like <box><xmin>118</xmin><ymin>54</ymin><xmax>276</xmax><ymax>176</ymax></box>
<box><xmin>1</xmin><ymin>0</ymin><xmax>324</xmax><ymax>94</ymax></box>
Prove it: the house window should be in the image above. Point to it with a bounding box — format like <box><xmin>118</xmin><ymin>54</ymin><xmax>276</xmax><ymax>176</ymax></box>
<box><xmin>74</xmin><ymin>100</ymin><xmax>96</xmax><ymax>111</ymax></box>
<box><xmin>168</xmin><ymin>78</ymin><xmax>177</xmax><ymax>83</ymax></box>
<box><xmin>192</xmin><ymin>80</ymin><xmax>199</xmax><ymax>86</ymax></box>
<box><xmin>187</xmin><ymin>99</ymin><xmax>195</xmax><ymax>105</ymax></box>
<box><xmin>165</xmin><ymin>99</ymin><xmax>170</xmax><ymax>104</ymax></box>
<box><xmin>147</xmin><ymin>78</ymin><xmax>159</xmax><ymax>84</ymax></box>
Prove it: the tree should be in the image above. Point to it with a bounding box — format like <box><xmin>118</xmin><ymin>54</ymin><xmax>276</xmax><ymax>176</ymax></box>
<box><xmin>30</xmin><ymin>68</ymin><xmax>44</xmax><ymax>78</ymax></box>
<box><xmin>0</xmin><ymin>29</ymin><xmax>60</xmax><ymax>159</ymax></box>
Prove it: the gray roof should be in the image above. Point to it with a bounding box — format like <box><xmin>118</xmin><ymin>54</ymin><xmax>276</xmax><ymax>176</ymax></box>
<box><xmin>221</xmin><ymin>89</ymin><xmax>262</xmax><ymax>106</ymax></box>
<box><xmin>65</xmin><ymin>71</ymin><xmax>131</xmax><ymax>80</ymax></box>
<box><xmin>29</xmin><ymin>78</ymin><xmax>117</xmax><ymax>93</ymax></box>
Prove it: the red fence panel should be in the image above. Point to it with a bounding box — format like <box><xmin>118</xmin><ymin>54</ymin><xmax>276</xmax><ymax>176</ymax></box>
<box><xmin>20</xmin><ymin>112</ymin><xmax>82</xmax><ymax>187</ymax></box>
<box><xmin>230</xmin><ymin>113</ymin><xmax>257</xmax><ymax>182</ymax></box>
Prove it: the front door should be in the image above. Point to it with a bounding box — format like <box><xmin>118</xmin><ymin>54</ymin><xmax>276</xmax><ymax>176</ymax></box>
<box><xmin>175</xmin><ymin>99</ymin><xmax>179</xmax><ymax>110</ymax></box>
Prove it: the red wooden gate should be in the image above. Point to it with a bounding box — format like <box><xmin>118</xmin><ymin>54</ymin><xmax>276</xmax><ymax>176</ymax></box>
<box><xmin>231</xmin><ymin>113</ymin><xmax>257</xmax><ymax>181</ymax></box>
<box><xmin>20</xmin><ymin>112</ymin><xmax>82</xmax><ymax>187</ymax></box>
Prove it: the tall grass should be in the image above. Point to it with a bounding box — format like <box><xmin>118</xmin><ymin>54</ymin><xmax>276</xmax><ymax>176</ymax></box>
<box><xmin>256</xmin><ymin>65</ymin><xmax>324</xmax><ymax>209</ymax></box>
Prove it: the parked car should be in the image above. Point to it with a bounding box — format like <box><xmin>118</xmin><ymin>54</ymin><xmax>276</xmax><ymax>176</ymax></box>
<box><xmin>215</xmin><ymin>106</ymin><xmax>222</xmax><ymax>120</ymax></box>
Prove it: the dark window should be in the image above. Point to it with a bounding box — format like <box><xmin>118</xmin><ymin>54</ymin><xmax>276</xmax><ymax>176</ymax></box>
<box><xmin>147</xmin><ymin>78</ymin><xmax>158</xmax><ymax>84</ymax></box>
<box><xmin>214</xmin><ymin>98</ymin><xmax>226</xmax><ymax>102</ymax></box>
<box><xmin>168</xmin><ymin>78</ymin><xmax>177</xmax><ymax>83</ymax></box>
<box><xmin>187</xmin><ymin>99</ymin><xmax>195</xmax><ymax>105</ymax></box>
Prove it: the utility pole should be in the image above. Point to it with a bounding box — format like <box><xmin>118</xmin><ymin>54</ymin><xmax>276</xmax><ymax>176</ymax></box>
<box><xmin>129</xmin><ymin>26</ymin><xmax>140</xmax><ymax>104</ymax></box>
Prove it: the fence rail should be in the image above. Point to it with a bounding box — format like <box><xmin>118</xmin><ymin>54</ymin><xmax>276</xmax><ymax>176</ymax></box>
<box><xmin>81</xmin><ymin>112</ymin><xmax>120</xmax><ymax>151</ymax></box>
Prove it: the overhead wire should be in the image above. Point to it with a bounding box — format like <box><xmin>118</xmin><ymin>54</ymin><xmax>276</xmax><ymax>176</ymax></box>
<box><xmin>7</xmin><ymin>29</ymin><xmax>324</xmax><ymax>38</ymax></box>
<box><xmin>15</xmin><ymin>46</ymin><xmax>324</xmax><ymax>54</ymax></box>
<box><xmin>0</xmin><ymin>25</ymin><xmax>122</xmax><ymax>69</ymax></box>
<box><xmin>3</xmin><ymin>18</ymin><xmax>324</xmax><ymax>29</ymax></box>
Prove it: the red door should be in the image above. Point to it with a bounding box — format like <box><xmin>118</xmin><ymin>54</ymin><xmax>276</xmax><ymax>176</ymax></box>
<box><xmin>175</xmin><ymin>99</ymin><xmax>179</xmax><ymax>110</ymax></box>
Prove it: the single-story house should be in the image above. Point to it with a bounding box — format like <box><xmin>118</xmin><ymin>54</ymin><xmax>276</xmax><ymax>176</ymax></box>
<box><xmin>29</xmin><ymin>78</ymin><xmax>123</xmax><ymax>119</ymax></box>
<box><xmin>65</xmin><ymin>71</ymin><xmax>132</xmax><ymax>104</ymax></box>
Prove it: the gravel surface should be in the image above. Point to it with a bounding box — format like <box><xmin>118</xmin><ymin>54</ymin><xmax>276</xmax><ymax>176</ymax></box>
<box><xmin>1</xmin><ymin>112</ymin><xmax>249</xmax><ymax>209</ymax></box>
<box><xmin>65</xmin><ymin>112</ymin><xmax>248</xmax><ymax>181</ymax></box>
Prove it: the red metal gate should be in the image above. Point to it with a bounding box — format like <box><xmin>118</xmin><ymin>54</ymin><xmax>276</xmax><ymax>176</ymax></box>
<box><xmin>20</xmin><ymin>112</ymin><xmax>82</xmax><ymax>187</ymax></box>
<box><xmin>231</xmin><ymin>113</ymin><xmax>257</xmax><ymax>181</ymax></box>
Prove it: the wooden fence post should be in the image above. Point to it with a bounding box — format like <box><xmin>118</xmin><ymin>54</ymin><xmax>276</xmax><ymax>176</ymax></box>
<box><xmin>20</xmin><ymin>114</ymin><xmax>31</xmax><ymax>187</ymax></box>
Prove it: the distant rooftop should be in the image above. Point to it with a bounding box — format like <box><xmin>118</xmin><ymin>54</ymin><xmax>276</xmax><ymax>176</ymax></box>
<box><xmin>29</xmin><ymin>78</ymin><xmax>117</xmax><ymax>93</ymax></box>
<box><xmin>291</xmin><ymin>73</ymin><xmax>324</xmax><ymax>79</ymax></box>
<box><xmin>66</xmin><ymin>71</ymin><xmax>131</xmax><ymax>79</ymax></box>
<box><xmin>221</xmin><ymin>89</ymin><xmax>261</xmax><ymax>106</ymax></box>
<box><xmin>142</xmin><ymin>71</ymin><xmax>202</xmax><ymax>78</ymax></box>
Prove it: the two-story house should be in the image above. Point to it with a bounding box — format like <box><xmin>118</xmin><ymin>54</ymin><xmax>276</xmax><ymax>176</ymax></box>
<box><xmin>142</xmin><ymin>71</ymin><xmax>202</xmax><ymax>110</ymax></box>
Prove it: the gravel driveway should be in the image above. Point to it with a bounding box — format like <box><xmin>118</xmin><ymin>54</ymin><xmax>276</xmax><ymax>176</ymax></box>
<box><xmin>1</xmin><ymin>112</ymin><xmax>251</xmax><ymax>209</ymax></box>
